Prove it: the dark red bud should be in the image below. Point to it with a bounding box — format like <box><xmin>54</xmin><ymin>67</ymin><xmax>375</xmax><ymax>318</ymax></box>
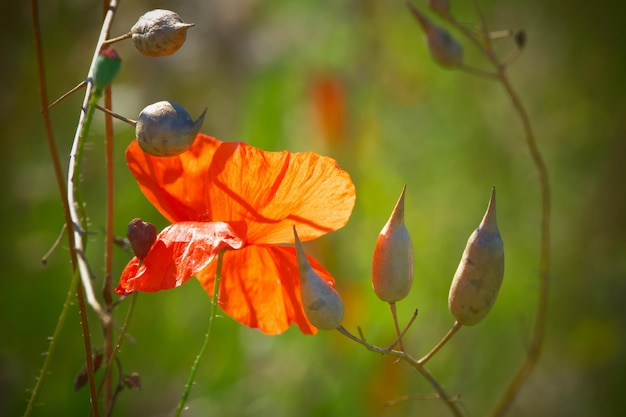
<box><xmin>127</xmin><ymin>218</ymin><xmax>157</xmax><ymax>261</ymax></box>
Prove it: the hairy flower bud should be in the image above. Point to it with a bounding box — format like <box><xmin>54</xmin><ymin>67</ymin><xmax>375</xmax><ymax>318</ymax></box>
<box><xmin>136</xmin><ymin>101</ymin><xmax>206</xmax><ymax>157</ymax></box>
<box><xmin>93</xmin><ymin>47</ymin><xmax>121</xmax><ymax>93</ymax></box>
<box><xmin>448</xmin><ymin>188</ymin><xmax>504</xmax><ymax>326</ymax></box>
<box><xmin>127</xmin><ymin>218</ymin><xmax>156</xmax><ymax>261</ymax></box>
<box><xmin>131</xmin><ymin>9</ymin><xmax>194</xmax><ymax>57</ymax></box>
<box><xmin>294</xmin><ymin>227</ymin><xmax>344</xmax><ymax>330</ymax></box>
<box><xmin>372</xmin><ymin>185</ymin><xmax>414</xmax><ymax>303</ymax></box>
<box><xmin>407</xmin><ymin>3</ymin><xmax>463</xmax><ymax>68</ymax></box>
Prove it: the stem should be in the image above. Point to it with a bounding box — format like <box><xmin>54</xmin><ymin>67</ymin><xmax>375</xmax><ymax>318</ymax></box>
<box><xmin>487</xmin><ymin>66</ymin><xmax>551</xmax><ymax>417</ymax></box>
<box><xmin>389</xmin><ymin>302</ymin><xmax>405</xmax><ymax>351</ymax></box>
<box><xmin>175</xmin><ymin>250</ymin><xmax>225</xmax><ymax>417</ymax></box>
<box><xmin>76</xmin><ymin>280</ymin><xmax>100</xmax><ymax>417</ymax></box>
<box><xmin>419</xmin><ymin>321</ymin><xmax>462</xmax><ymax>365</ymax></box>
<box><xmin>66</xmin><ymin>0</ymin><xmax>121</xmax><ymax>323</ymax></box>
<box><xmin>441</xmin><ymin>3</ymin><xmax>552</xmax><ymax>415</ymax></box>
<box><xmin>337</xmin><ymin>326</ymin><xmax>466</xmax><ymax>417</ymax></box>
<box><xmin>102</xmin><ymin>79</ymin><xmax>115</xmax><ymax>409</ymax></box>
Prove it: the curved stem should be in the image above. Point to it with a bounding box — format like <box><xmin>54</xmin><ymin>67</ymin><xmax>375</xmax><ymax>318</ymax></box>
<box><xmin>442</xmin><ymin>3</ymin><xmax>551</xmax><ymax>415</ymax></box>
<box><xmin>337</xmin><ymin>326</ymin><xmax>466</xmax><ymax>417</ymax></box>
<box><xmin>419</xmin><ymin>321</ymin><xmax>462</xmax><ymax>365</ymax></box>
<box><xmin>175</xmin><ymin>250</ymin><xmax>225</xmax><ymax>417</ymax></box>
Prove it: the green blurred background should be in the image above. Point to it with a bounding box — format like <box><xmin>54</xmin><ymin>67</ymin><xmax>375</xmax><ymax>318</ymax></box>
<box><xmin>2</xmin><ymin>0</ymin><xmax>625</xmax><ymax>416</ymax></box>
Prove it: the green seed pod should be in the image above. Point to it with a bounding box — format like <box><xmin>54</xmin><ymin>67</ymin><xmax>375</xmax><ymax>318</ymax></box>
<box><xmin>294</xmin><ymin>227</ymin><xmax>344</xmax><ymax>330</ymax></box>
<box><xmin>407</xmin><ymin>3</ymin><xmax>464</xmax><ymax>68</ymax></box>
<box><xmin>136</xmin><ymin>101</ymin><xmax>206</xmax><ymax>157</ymax></box>
<box><xmin>131</xmin><ymin>9</ymin><xmax>194</xmax><ymax>57</ymax></box>
<box><xmin>448</xmin><ymin>188</ymin><xmax>504</xmax><ymax>326</ymax></box>
<box><xmin>372</xmin><ymin>185</ymin><xmax>414</xmax><ymax>303</ymax></box>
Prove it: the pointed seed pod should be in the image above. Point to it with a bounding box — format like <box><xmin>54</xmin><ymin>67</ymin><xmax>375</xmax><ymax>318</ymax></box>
<box><xmin>294</xmin><ymin>227</ymin><xmax>344</xmax><ymax>330</ymax></box>
<box><xmin>448</xmin><ymin>187</ymin><xmax>504</xmax><ymax>326</ymax></box>
<box><xmin>136</xmin><ymin>101</ymin><xmax>206</xmax><ymax>157</ymax></box>
<box><xmin>372</xmin><ymin>185</ymin><xmax>414</xmax><ymax>303</ymax></box>
<box><xmin>127</xmin><ymin>218</ymin><xmax>156</xmax><ymax>261</ymax></box>
<box><xmin>407</xmin><ymin>3</ymin><xmax>464</xmax><ymax>68</ymax></box>
<box><xmin>131</xmin><ymin>9</ymin><xmax>194</xmax><ymax>57</ymax></box>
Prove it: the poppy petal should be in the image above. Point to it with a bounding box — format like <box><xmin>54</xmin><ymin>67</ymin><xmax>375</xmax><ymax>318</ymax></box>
<box><xmin>126</xmin><ymin>134</ymin><xmax>356</xmax><ymax>243</ymax></box>
<box><xmin>196</xmin><ymin>245</ymin><xmax>336</xmax><ymax>335</ymax></box>
<box><xmin>125</xmin><ymin>135</ymin><xmax>222</xmax><ymax>223</ymax></box>
<box><xmin>116</xmin><ymin>221</ymin><xmax>245</xmax><ymax>294</ymax></box>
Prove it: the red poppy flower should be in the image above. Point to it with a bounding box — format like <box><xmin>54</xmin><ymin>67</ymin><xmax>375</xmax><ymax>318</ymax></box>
<box><xmin>116</xmin><ymin>134</ymin><xmax>356</xmax><ymax>334</ymax></box>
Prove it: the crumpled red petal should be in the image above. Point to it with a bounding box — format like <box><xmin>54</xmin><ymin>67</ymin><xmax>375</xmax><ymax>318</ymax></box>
<box><xmin>116</xmin><ymin>221</ymin><xmax>245</xmax><ymax>295</ymax></box>
<box><xmin>196</xmin><ymin>245</ymin><xmax>336</xmax><ymax>335</ymax></box>
<box><xmin>125</xmin><ymin>134</ymin><xmax>356</xmax><ymax>244</ymax></box>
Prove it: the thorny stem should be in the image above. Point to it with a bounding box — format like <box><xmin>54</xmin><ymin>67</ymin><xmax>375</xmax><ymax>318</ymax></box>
<box><xmin>419</xmin><ymin>321</ymin><xmax>462</xmax><ymax>365</ymax></box>
<box><xmin>76</xmin><ymin>279</ymin><xmax>101</xmax><ymax>417</ymax></box>
<box><xmin>27</xmin><ymin>1</ymin><xmax>99</xmax><ymax>415</ymax></box>
<box><xmin>337</xmin><ymin>326</ymin><xmax>466</xmax><ymax>417</ymax></box>
<box><xmin>175</xmin><ymin>250</ymin><xmax>226</xmax><ymax>417</ymax></box>
<box><xmin>67</xmin><ymin>0</ymin><xmax>120</xmax><ymax>324</ymax></box>
<box><xmin>442</xmin><ymin>3</ymin><xmax>551</xmax><ymax>415</ymax></box>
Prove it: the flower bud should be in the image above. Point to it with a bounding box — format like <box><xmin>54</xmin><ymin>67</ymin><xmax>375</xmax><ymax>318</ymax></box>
<box><xmin>448</xmin><ymin>188</ymin><xmax>504</xmax><ymax>326</ymax></box>
<box><xmin>372</xmin><ymin>185</ymin><xmax>414</xmax><ymax>303</ymax></box>
<box><xmin>294</xmin><ymin>227</ymin><xmax>344</xmax><ymax>330</ymax></box>
<box><xmin>135</xmin><ymin>101</ymin><xmax>206</xmax><ymax>157</ymax></box>
<box><xmin>93</xmin><ymin>47</ymin><xmax>121</xmax><ymax>93</ymax></box>
<box><xmin>127</xmin><ymin>218</ymin><xmax>156</xmax><ymax>261</ymax></box>
<box><xmin>131</xmin><ymin>9</ymin><xmax>194</xmax><ymax>57</ymax></box>
<box><xmin>407</xmin><ymin>3</ymin><xmax>463</xmax><ymax>68</ymax></box>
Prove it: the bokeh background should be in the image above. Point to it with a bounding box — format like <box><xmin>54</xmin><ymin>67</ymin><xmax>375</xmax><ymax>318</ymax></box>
<box><xmin>2</xmin><ymin>0</ymin><xmax>624</xmax><ymax>416</ymax></box>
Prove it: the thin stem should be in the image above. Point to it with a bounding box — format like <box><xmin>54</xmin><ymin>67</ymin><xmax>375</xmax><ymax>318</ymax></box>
<box><xmin>387</xmin><ymin>309</ymin><xmax>419</xmax><ymax>351</ymax></box>
<box><xmin>102</xmin><ymin>32</ymin><xmax>132</xmax><ymax>46</ymax></box>
<box><xmin>66</xmin><ymin>0</ymin><xmax>121</xmax><ymax>323</ymax></box>
<box><xmin>47</xmin><ymin>80</ymin><xmax>86</xmax><ymax>109</ymax></box>
<box><xmin>75</xmin><ymin>279</ymin><xmax>100</xmax><ymax>417</ymax></box>
<box><xmin>337</xmin><ymin>326</ymin><xmax>466</xmax><ymax>417</ymax></box>
<box><xmin>26</xmin><ymin>0</ymin><xmax>83</xmax><ymax>414</ymax></box>
<box><xmin>487</xmin><ymin>66</ymin><xmax>551</xmax><ymax>417</ymax></box>
<box><xmin>389</xmin><ymin>302</ymin><xmax>405</xmax><ymax>351</ymax></box>
<box><xmin>23</xmin><ymin>270</ymin><xmax>80</xmax><ymax>417</ymax></box>
<box><xmin>443</xmin><ymin>3</ymin><xmax>551</xmax><ymax>414</ymax></box>
<box><xmin>95</xmin><ymin>104</ymin><xmax>137</xmax><ymax>125</ymax></box>
<box><xmin>102</xmin><ymin>78</ymin><xmax>115</xmax><ymax>409</ymax></box>
<box><xmin>175</xmin><ymin>250</ymin><xmax>226</xmax><ymax>417</ymax></box>
<box><xmin>419</xmin><ymin>321</ymin><xmax>462</xmax><ymax>365</ymax></box>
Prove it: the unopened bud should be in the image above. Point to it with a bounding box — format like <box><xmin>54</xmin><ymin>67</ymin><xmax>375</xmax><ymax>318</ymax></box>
<box><xmin>93</xmin><ymin>47</ymin><xmax>121</xmax><ymax>93</ymax></box>
<box><xmin>372</xmin><ymin>185</ymin><xmax>414</xmax><ymax>303</ymax></box>
<box><xmin>127</xmin><ymin>218</ymin><xmax>156</xmax><ymax>261</ymax></box>
<box><xmin>407</xmin><ymin>3</ymin><xmax>463</xmax><ymax>68</ymax></box>
<box><xmin>131</xmin><ymin>9</ymin><xmax>194</xmax><ymax>57</ymax></box>
<box><xmin>448</xmin><ymin>187</ymin><xmax>504</xmax><ymax>326</ymax></box>
<box><xmin>136</xmin><ymin>101</ymin><xmax>206</xmax><ymax>157</ymax></box>
<box><xmin>294</xmin><ymin>227</ymin><xmax>344</xmax><ymax>330</ymax></box>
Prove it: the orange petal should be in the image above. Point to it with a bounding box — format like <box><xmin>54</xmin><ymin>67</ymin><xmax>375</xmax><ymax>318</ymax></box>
<box><xmin>196</xmin><ymin>245</ymin><xmax>336</xmax><ymax>335</ymax></box>
<box><xmin>126</xmin><ymin>134</ymin><xmax>356</xmax><ymax>243</ymax></box>
<box><xmin>116</xmin><ymin>221</ymin><xmax>245</xmax><ymax>294</ymax></box>
<box><xmin>125</xmin><ymin>135</ymin><xmax>222</xmax><ymax>223</ymax></box>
